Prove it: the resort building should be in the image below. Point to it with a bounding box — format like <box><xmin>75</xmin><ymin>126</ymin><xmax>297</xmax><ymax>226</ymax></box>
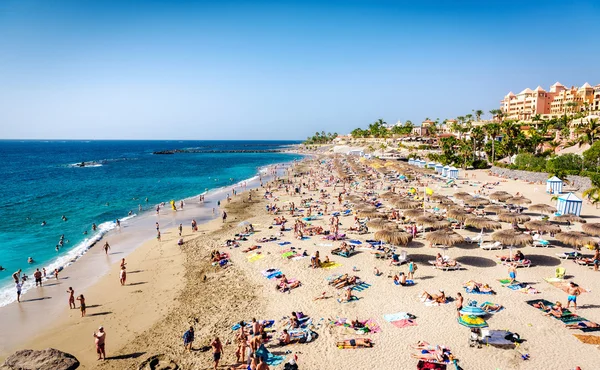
<box><xmin>500</xmin><ymin>82</ymin><xmax>599</xmax><ymax>120</ymax></box>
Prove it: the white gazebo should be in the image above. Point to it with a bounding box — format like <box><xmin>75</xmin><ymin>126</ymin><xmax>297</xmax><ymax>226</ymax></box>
<box><xmin>556</xmin><ymin>192</ymin><xmax>583</xmax><ymax>216</ymax></box>
<box><xmin>434</xmin><ymin>163</ymin><xmax>443</xmax><ymax>174</ymax></box>
<box><xmin>448</xmin><ymin>166</ymin><xmax>459</xmax><ymax>179</ymax></box>
<box><xmin>546</xmin><ymin>176</ymin><xmax>563</xmax><ymax>194</ymax></box>
<box><xmin>427</xmin><ymin>161</ymin><xmax>436</xmax><ymax>169</ymax></box>
<box><xmin>408</xmin><ymin>158</ymin><xmax>415</xmax><ymax>166</ymax></box>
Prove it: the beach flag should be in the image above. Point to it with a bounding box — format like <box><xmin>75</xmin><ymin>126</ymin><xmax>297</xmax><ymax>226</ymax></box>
<box><xmin>425</xmin><ymin>187</ymin><xmax>434</xmax><ymax>196</ymax></box>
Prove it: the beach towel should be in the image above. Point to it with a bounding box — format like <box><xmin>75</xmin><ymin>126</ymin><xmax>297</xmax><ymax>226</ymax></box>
<box><xmin>391</xmin><ymin>319</ymin><xmax>417</xmax><ymax>328</ymax></box>
<box><xmin>247</xmin><ymin>253</ymin><xmax>264</xmax><ymax>262</ymax></box>
<box><xmin>255</xmin><ymin>344</ymin><xmax>285</xmax><ymax>366</ymax></box>
<box><xmin>383</xmin><ymin>312</ymin><xmax>412</xmax><ymax>322</ymax></box>
<box><xmin>351</xmin><ymin>282</ymin><xmax>371</xmax><ymax>292</ymax></box>
<box><xmin>261</xmin><ymin>268</ymin><xmax>282</xmax><ymax>279</ymax></box>
<box><xmin>421</xmin><ymin>298</ymin><xmax>448</xmax><ymax>306</ymax></box>
<box><xmin>291</xmin><ymin>255</ymin><xmax>307</xmax><ymax>261</ymax></box>
<box><xmin>479</xmin><ymin>302</ymin><xmax>503</xmax><ymax>314</ymax></box>
<box><xmin>497</xmin><ymin>278</ymin><xmax>512</xmax><ymax>285</ymax></box>
<box><xmin>278</xmin><ymin>241</ymin><xmax>291</xmax><ymax>246</ymax></box>
<box><xmin>349</xmin><ymin>239</ymin><xmax>362</xmax><ymax>245</ymax></box>
<box><xmin>282</xmin><ymin>251</ymin><xmax>298</xmax><ymax>259</ymax></box>
<box><xmin>394</xmin><ymin>280</ymin><xmax>415</xmax><ymax>286</ymax></box>
<box><xmin>321</xmin><ymin>261</ymin><xmax>342</xmax><ymax>269</ymax></box>
<box><xmin>573</xmin><ymin>334</ymin><xmax>600</xmax><ymax>345</ymax></box>
<box><xmin>318</xmin><ymin>243</ymin><xmax>333</xmax><ymax>247</ymax></box>
<box><xmin>416</xmin><ymin>360</ymin><xmax>446</xmax><ymax>370</ymax></box>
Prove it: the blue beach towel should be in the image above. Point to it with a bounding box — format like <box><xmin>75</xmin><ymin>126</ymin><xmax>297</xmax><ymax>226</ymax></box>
<box><xmin>351</xmin><ymin>282</ymin><xmax>371</xmax><ymax>292</ymax></box>
<box><xmin>465</xmin><ymin>288</ymin><xmax>494</xmax><ymax>295</ymax></box>
<box><xmin>338</xmin><ymin>296</ymin><xmax>360</xmax><ymax>304</ymax></box>
<box><xmin>278</xmin><ymin>241</ymin><xmax>291</xmax><ymax>246</ymax></box>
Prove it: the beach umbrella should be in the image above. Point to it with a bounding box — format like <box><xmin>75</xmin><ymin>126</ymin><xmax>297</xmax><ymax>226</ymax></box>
<box><xmin>345</xmin><ymin>195</ymin><xmax>363</xmax><ymax>203</ymax></box>
<box><xmin>380</xmin><ymin>191</ymin><xmax>397</xmax><ymax>200</ymax></box>
<box><xmin>367</xmin><ymin>219</ymin><xmax>397</xmax><ymax>231</ymax></box>
<box><xmin>523</xmin><ymin>220</ymin><xmax>561</xmax><ymax>234</ymax></box>
<box><xmin>463</xmin><ymin>197</ymin><xmax>490</xmax><ymax>206</ymax></box>
<box><xmin>430</xmin><ymin>194</ymin><xmax>454</xmax><ymax>205</ymax></box>
<box><xmin>354</xmin><ymin>204</ymin><xmax>377</xmax><ymax>213</ymax></box>
<box><xmin>554</xmin><ymin>214</ymin><xmax>586</xmax><ymax>224</ymax></box>
<box><xmin>356</xmin><ymin>210</ymin><xmax>386</xmax><ymax>218</ymax></box>
<box><xmin>582</xmin><ymin>223</ymin><xmax>600</xmax><ymax>237</ymax></box>
<box><xmin>528</xmin><ymin>204</ymin><xmax>557</xmax><ymax>215</ymax></box>
<box><xmin>458</xmin><ymin>315</ymin><xmax>488</xmax><ymax>328</ymax></box>
<box><xmin>489</xmin><ymin>191</ymin><xmax>512</xmax><ymax>201</ymax></box>
<box><xmin>555</xmin><ymin>231</ymin><xmax>598</xmax><ymax>249</ymax></box>
<box><xmin>505</xmin><ymin>196</ymin><xmax>532</xmax><ymax>205</ymax></box>
<box><xmin>392</xmin><ymin>199</ymin><xmax>422</xmax><ymax>209</ymax></box>
<box><xmin>460</xmin><ymin>303</ymin><xmax>487</xmax><ymax>317</ymax></box>
<box><xmin>464</xmin><ymin>216</ymin><xmax>501</xmax><ymax>231</ymax></box>
<box><xmin>484</xmin><ymin>205</ymin><xmax>506</xmax><ymax>214</ymax></box>
<box><xmin>491</xmin><ymin>230</ymin><xmax>532</xmax><ymax>258</ymax></box>
<box><xmin>404</xmin><ymin>209</ymin><xmax>425</xmax><ymax>218</ymax></box>
<box><xmin>453</xmin><ymin>192</ymin><xmax>472</xmax><ymax>200</ymax></box>
<box><xmin>447</xmin><ymin>209</ymin><xmax>469</xmax><ymax>223</ymax></box>
<box><xmin>497</xmin><ymin>213</ymin><xmax>531</xmax><ymax>224</ymax></box>
<box><xmin>374</xmin><ymin>230</ymin><xmax>413</xmax><ymax>245</ymax></box>
<box><xmin>417</xmin><ymin>215</ymin><xmax>450</xmax><ymax>230</ymax></box>
<box><xmin>425</xmin><ymin>230</ymin><xmax>464</xmax><ymax>247</ymax></box>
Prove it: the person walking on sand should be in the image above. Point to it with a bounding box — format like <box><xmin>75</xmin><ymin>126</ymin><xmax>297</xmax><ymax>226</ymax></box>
<box><xmin>120</xmin><ymin>258</ymin><xmax>127</xmax><ymax>269</ymax></box>
<box><xmin>157</xmin><ymin>230</ymin><xmax>161</xmax><ymax>241</ymax></box>
<box><xmin>93</xmin><ymin>326</ymin><xmax>106</xmax><ymax>360</ymax></box>
<box><xmin>222</xmin><ymin>211</ymin><xmax>227</xmax><ymax>223</ymax></box>
<box><xmin>67</xmin><ymin>287</ymin><xmax>76</xmax><ymax>309</ymax></box>
<box><xmin>12</xmin><ymin>269</ymin><xmax>21</xmax><ymax>284</ymax></box>
<box><xmin>408</xmin><ymin>259</ymin><xmax>416</xmax><ymax>280</ymax></box>
<box><xmin>54</xmin><ymin>268</ymin><xmax>60</xmax><ymax>280</ymax></box>
<box><xmin>211</xmin><ymin>337</ymin><xmax>223</xmax><ymax>370</ymax></box>
<box><xmin>508</xmin><ymin>263</ymin><xmax>517</xmax><ymax>284</ymax></box>
<box><xmin>566</xmin><ymin>282</ymin><xmax>583</xmax><ymax>310</ymax></box>
<box><xmin>183</xmin><ymin>326</ymin><xmax>194</xmax><ymax>352</ymax></box>
<box><xmin>77</xmin><ymin>294</ymin><xmax>86</xmax><ymax>317</ymax></box>
<box><xmin>119</xmin><ymin>266</ymin><xmax>127</xmax><ymax>286</ymax></box>
<box><xmin>456</xmin><ymin>292</ymin><xmax>464</xmax><ymax>317</ymax></box>
<box><xmin>103</xmin><ymin>242</ymin><xmax>110</xmax><ymax>255</ymax></box>
<box><xmin>178</xmin><ymin>223</ymin><xmax>183</xmax><ymax>237</ymax></box>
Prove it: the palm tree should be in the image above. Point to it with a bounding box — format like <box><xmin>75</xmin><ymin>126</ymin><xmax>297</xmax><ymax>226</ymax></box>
<box><xmin>484</xmin><ymin>123</ymin><xmax>501</xmax><ymax>163</ymax></box>
<box><xmin>576</xmin><ymin>118</ymin><xmax>600</xmax><ymax>147</ymax></box>
<box><xmin>583</xmin><ymin>177</ymin><xmax>600</xmax><ymax>208</ymax></box>
<box><xmin>465</xmin><ymin>114</ymin><xmax>473</xmax><ymax>123</ymax></box>
<box><xmin>474</xmin><ymin>110</ymin><xmax>484</xmax><ymax>122</ymax></box>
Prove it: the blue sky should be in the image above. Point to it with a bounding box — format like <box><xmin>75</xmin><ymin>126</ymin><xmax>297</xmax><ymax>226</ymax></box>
<box><xmin>0</xmin><ymin>0</ymin><xmax>598</xmax><ymax>140</ymax></box>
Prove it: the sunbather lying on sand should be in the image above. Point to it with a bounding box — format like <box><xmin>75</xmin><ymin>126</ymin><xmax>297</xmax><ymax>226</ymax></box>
<box><xmin>481</xmin><ymin>302</ymin><xmax>503</xmax><ymax>312</ymax></box>
<box><xmin>464</xmin><ymin>280</ymin><xmax>494</xmax><ymax>293</ymax></box>
<box><xmin>496</xmin><ymin>250</ymin><xmax>525</xmax><ymax>262</ymax></box>
<box><xmin>565</xmin><ymin>321</ymin><xmax>600</xmax><ymax>329</ymax></box>
<box><xmin>242</xmin><ymin>245</ymin><xmax>260</xmax><ymax>253</ymax></box>
<box><xmin>336</xmin><ymin>338</ymin><xmax>372</xmax><ymax>347</ymax></box>
<box><xmin>277</xmin><ymin>275</ymin><xmax>301</xmax><ymax>292</ymax></box>
<box><xmin>533</xmin><ymin>301</ymin><xmax>564</xmax><ymax>317</ymax></box>
<box><xmin>410</xmin><ymin>346</ymin><xmax>445</xmax><ymax>362</ymax></box>
<box><xmin>334</xmin><ymin>275</ymin><xmax>358</xmax><ymax>289</ymax></box>
<box><xmin>329</xmin><ymin>274</ymin><xmax>348</xmax><ymax>285</ymax></box>
<box><xmin>434</xmin><ymin>253</ymin><xmax>457</xmax><ymax>268</ymax></box>
<box><xmin>420</xmin><ymin>290</ymin><xmax>446</xmax><ymax>304</ymax></box>
<box><xmin>256</xmin><ymin>235</ymin><xmax>278</xmax><ymax>243</ymax></box>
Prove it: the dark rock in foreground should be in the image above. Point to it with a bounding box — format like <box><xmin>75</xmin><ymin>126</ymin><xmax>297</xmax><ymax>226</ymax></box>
<box><xmin>138</xmin><ymin>354</ymin><xmax>179</xmax><ymax>370</ymax></box>
<box><xmin>2</xmin><ymin>348</ymin><xmax>79</xmax><ymax>370</ymax></box>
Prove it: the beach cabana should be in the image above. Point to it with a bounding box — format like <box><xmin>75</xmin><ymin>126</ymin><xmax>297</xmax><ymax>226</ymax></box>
<box><xmin>434</xmin><ymin>163</ymin><xmax>443</xmax><ymax>174</ymax></box>
<box><xmin>427</xmin><ymin>161</ymin><xmax>436</xmax><ymax>169</ymax></box>
<box><xmin>448</xmin><ymin>166</ymin><xmax>459</xmax><ymax>179</ymax></box>
<box><xmin>408</xmin><ymin>158</ymin><xmax>415</xmax><ymax>166</ymax></box>
<box><xmin>442</xmin><ymin>165</ymin><xmax>450</xmax><ymax>177</ymax></box>
<box><xmin>419</xmin><ymin>160</ymin><xmax>426</xmax><ymax>168</ymax></box>
<box><xmin>546</xmin><ymin>176</ymin><xmax>563</xmax><ymax>194</ymax></box>
<box><xmin>556</xmin><ymin>192</ymin><xmax>582</xmax><ymax>216</ymax></box>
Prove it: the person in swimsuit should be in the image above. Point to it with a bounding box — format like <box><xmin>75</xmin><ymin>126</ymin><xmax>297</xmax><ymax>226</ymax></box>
<box><xmin>566</xmin><ymin>282</ymin><xmax>582</xmax><ymax>310</ymax></box>
<box><xmin>16</xmin><ymin>281</ymin><xmax>22</xmax><ymax>302</ymax></box>
<box><xmin>67</xmin><ymin>287</ymin><xmax>76</xmax><ymax>309</ymax></box>
<box><xmin>12</xmin><ymin>269</ymin><xmax>21</xmax><ymax>284</ymax></box>
<box><xmin>183</xmin><ymin>326</ymin><xmax>194</xmax><ymax>352</ymax></box>
<box><xmin>211</xmin><ymin>337</ymin><xmax>223</xmax><ymax>370</ymax></box>
<box><xmin>119</xmin><ymin>266</ymin><xmax>127</xmax><ymax>286</ymax></box>
<box><xmin>456</xmin><ymin>292</ymin><xmax>464</xmax><ymax>317</ymax></box>
<box><xmin>93</xmin><ymin>326</ymin><xmax>106</xmax><ymax>360</ymax></box>
<box><xmin>34</xmin><ymin>268</ymin><xmax>42</xmax><ymax>287</ymax></box>
<box><xmin>508</xmin><ymin>263</ymin><xmax>517</xmax><ymax>284</ymax></box>
<box><xmin>103</xmin><ymin>242</ymin><xmax>110</xmax><ymax>255</ymax></box>
<box><xmin>77</xmin><ymin>294</ymin><xmax>86</xmax><ymax>317</ymax></box>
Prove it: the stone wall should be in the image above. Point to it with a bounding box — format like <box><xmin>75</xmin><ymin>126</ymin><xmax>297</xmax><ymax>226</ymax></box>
<box><xmin>489</xmin><ymin>166</ymin><xmax>591</xmax><ymax>192</ymax></box>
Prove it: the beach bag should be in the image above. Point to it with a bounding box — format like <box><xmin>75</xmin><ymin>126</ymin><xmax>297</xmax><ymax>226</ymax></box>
<box><xmin>284</xmin><ymin>362</ymin><xmax>298</xmax><ymax>370</ymax></box>
<box><xmin>413</xmin><ymin>263</ymin><xmax>418</xmax><ymax>272</ymax></box>
<box><xmin>505</xmin><ymin>332</ymin><xmax>520</xmax><ymax>343</ymax></box>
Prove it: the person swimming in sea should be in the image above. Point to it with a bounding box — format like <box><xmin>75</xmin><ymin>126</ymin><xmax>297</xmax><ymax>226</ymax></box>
<box><xmin>62</xmin><ymin>215</ymin><xmax>68</xmax><ymax>221</ymax></box>
<box><xmin>28</xmin><ymin>257</ymin><xmax>34</xmax><ymax>264</ymax></box>
<box><xmin>41</xmin><ymin>221</ymin><xmax>47</xmax><ymax>226</ymax></box>
<box><xmin>92</xmin><ymin>223</ymin><xmax>97</xmax><ymax>231</ymax></box>
<box><xmin>0</xmin><ymin>266</ymin><xmax>6</xmax><ymax>271</ymax></box>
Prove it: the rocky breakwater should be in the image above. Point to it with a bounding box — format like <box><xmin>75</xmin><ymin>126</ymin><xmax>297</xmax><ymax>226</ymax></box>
<box><xmin>490</xmin><ymin>166</ymin><xmax>591</xmax><ymax>191</ymax></box>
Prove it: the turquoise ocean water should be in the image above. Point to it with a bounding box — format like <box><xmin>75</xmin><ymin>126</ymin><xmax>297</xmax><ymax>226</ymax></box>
<box><xmin>0</xmin><ymin>140</ymin><xmax>302</xmax><ymax>306</ymax></box>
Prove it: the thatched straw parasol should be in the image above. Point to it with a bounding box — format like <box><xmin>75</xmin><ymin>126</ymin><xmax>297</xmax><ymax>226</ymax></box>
<box><xmin>448</xmin><ymin>209</ymin><xmax>469</xmax><ymax>222</ymax></box>
<box><xmin>354</xmin><ymin>204</ymin><xmax>377</xmax><ymax>213</ymax></box>
<box><xmin>392</xmin><ymin>199</ymin><xmax>422</xmax><ymax>209</ymax></box>
<box><xmin>425</xmin><ymin>230</ymin><xmax>464</xmax><ymax>247</ymax></box>
<box><xmin>464</xmin><ymin>216</ymin><xmax>502</xmax><ymax>231</ymax></box>
<box><xmin>582</xmin><ymin>223</ymin><xmax>600</xmax><ymax>237</ymax></box>
<box><xmin>374</xmin><ymin>230</ymin><xmax>413</xmax><ymax>245</ymax></box>
<box><xmin>491</xmin><ymin>230</ymin><xmax>533</xmax><ymax>247</ymax></box>
<box><xmin>380</xmin><ymin>191</ymin><xmax>397</xmax><ymax>200</ymax></box>
<box><xmin>404</xmin><ymin>209</ymin><xmax>425</xmax><ymax>218</ymax></box>
<box><xmin>453</xmin><ymin>192</ymin><xmax>472</xmax><ymax>200</ymax></box>
<box><xmin>430</xmin><ymin>194</ymin><xmax>454</xmax><ymax>205</ymax></box>
<box><xmin>497</xmin><ymin>212</ymin><xmax>531</xmax><ymax>224</ymax></box>
<box><xmin>505</xmin><ymin>196</ymin><xmax>532</xmax><ymax>205</ymax></box>
<box><xmin>523</xmin><ymin>220</ymin><xmax>561</xmax><ymax>234</ymax></box>
<box><xmin>345</xmin><ymin>195</ymin><xmax>363</xmax><ymax>203</ymax></box>
<box><xmin>555</xmin><ymin>231</ymin><xmax>598</xmax><ymax>248</ymax></box>
<box><xmin>463</xmin><ymin>197</ymin><xmax>490</xmax><ymax>206</ymax></box>
<box><xmin>356</xmin><ymin>210</ymin><xmax>386</xmax><ymax>218</ymax></box>
<box><xmin>489</xmin><ymin>191</ymin><xmax>512</xmax><ymax>201</ymax></box>
<box><xmin>367</xmin><ymin>219</ymin><xmax>397</xmax><ymax>231</ymax></box>
<box><xmin>528</xmin><ymin>204</ymin><xmax>557</xmax><ymax>214</ymax></box>
<box><xmin>484</xmin><ymin>205</ymin><xmax>506</xmax><ymax>214</ymax></box>
<box><xmin>554</xmin><ymin>214</ymin><xmax>587</xmax><ymax>224</ymax></box>
<box><xmin>416</xmin><ymin>215</ymin><xmax>450</xmax><ymax>229</ymax></box>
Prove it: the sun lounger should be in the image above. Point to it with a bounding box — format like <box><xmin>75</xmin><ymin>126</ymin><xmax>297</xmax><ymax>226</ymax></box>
<box><xmin>465</xmin><ymin>232</ymin><xmax>484</xmax><ymax>244</ymax></box>
<box><xmin>480</xmin><ymin>241</ymin><xmax>503</xmax><ymax>250</ymax></box>
<box><xmin>555</xmin><ymin>251</ymin><xmax>581</xmax><ymax>259</ymax></box>
<box><xmin>428</xmin><ymin>256</ymin><xmax>461</xmax><ymax>271</ymax></box>
<box><xmin>532</xmin><ymin>239</ymin><xmax>550</xmax><ymax>247</ymax></box>
<box><xmin>504</xmin><ymin>259</ymin><xmax>531</xmax><ymax>268</ymax></box>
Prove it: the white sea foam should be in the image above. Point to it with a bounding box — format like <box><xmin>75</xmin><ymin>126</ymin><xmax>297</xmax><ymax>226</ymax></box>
<box><xmin>0</xmin><ymin>214</ymin><xmax>136</xmax><ymax>307</ymax></box>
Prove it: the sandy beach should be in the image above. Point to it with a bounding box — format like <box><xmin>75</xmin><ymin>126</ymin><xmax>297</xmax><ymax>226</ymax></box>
<box><xmin>3</xmin><ymin>156</ymin><xmax>600</xmax><ymax>370</ymax></box>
